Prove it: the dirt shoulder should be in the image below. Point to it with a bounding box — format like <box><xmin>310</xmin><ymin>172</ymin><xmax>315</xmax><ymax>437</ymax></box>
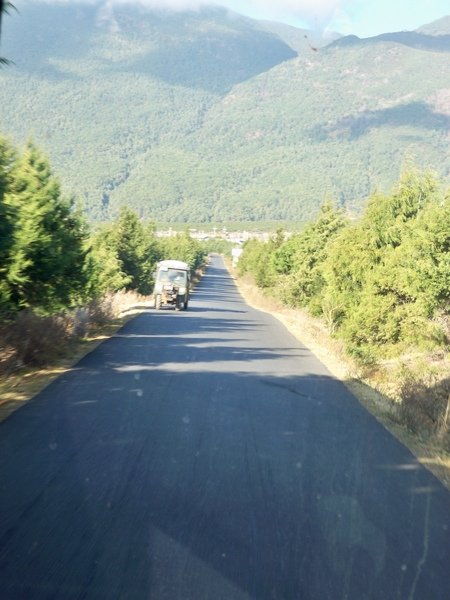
<box><xmin>230</xmin><ymin>267</ymin><xmax>450</xmax><ymax>491</ymax></box>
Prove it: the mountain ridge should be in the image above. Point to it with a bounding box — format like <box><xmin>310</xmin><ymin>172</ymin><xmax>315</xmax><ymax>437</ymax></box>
<box><xmin>329</xmin><ymin>30</ymin><xmax>450</xmax><ymax>53</ymax></box>
<box><xmin>0</xmin><ymin>2</ymin><xmax>449</xmax><ymax>222</ymax></box>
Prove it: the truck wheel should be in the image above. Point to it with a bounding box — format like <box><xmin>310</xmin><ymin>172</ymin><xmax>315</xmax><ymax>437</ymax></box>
<box><xmin>155</xmin><ymin>295</ymin><xmax>161</xmax><ymax>310</ymax></box>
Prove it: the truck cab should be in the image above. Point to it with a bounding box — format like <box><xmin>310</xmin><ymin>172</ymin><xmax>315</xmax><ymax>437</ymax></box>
<box><xmin>153</xmin><ymin>260</ymin><xmax>190</xmax><ymax>310</ymax></box>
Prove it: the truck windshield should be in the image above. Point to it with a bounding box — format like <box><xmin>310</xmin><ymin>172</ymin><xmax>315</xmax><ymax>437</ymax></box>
<box><xmin>158</xmin><ymin>269</ymin><xmax>187</xmax><ymax>284</ymax></box>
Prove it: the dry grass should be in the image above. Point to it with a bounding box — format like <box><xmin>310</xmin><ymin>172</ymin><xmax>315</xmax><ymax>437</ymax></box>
<box><xmin>230</xmin><ymin>265</ymin><xmax>450</xmax><ymax>491</ymax></box>
<box><xmin>0</xmin><ymin>311</ymin><xmax>77</xmax><ymax>374</ymax></box>
<box><xmin>0</xmin><ymin>292</ymin><xmax>147</xmax><ymax>377</ymax></box>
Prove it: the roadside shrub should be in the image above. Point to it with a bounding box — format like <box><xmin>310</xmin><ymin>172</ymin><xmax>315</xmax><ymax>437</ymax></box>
<box><xmin>398</xmin><ymin>367</ymin><xmax>450</xmax><ymax>446</ymax></box>
<box><xmin>0</xmin><ymin>310</ymin><xmax>73</xmax><ymax>373</ymax></box>
<box><xmin>86</xmin><ymin>290</ymin><xmax>146</xmax><ymax>326</ymax></box>
<box><xmin>345</xmin><ymin>344</ymin><xmax>378</xmax><ymax>368</ymax></box>
<box><xmin>85</xmin><ymin>294</ymin><xmax>120</xmax><ymax>328</ymax></box>
<box><xmin>0</xmin><ymin>343</ymin><xmax>18</xmax><ymax>375</ymax></box>
<box><xmin>0</xmin><ymin>291</ymin><xmax>147</xmax><ymax>376</ymax></box>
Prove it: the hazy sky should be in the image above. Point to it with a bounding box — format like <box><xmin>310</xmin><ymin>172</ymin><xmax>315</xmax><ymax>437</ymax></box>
<box><xmin>191</xmin><ymin>0</ymin><xmax>449</xmax><ymax>36</ymax></box>
<box><xmin>30</xmin><ymin>1</ymin><xmax>450</xmax><ymax>37</ymax></box>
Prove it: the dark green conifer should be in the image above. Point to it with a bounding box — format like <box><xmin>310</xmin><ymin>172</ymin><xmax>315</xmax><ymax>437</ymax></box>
<box><xmin>6</xmin><ymin>141</ymin><xmax>89</xmax><ymax>313</ymax></box>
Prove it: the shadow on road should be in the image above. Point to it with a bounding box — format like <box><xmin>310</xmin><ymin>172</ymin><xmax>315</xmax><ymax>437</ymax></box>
<box><xmin>1</xmin><ymin>357</ymin><xmax>449</xmax><ymax>598</ymax></box>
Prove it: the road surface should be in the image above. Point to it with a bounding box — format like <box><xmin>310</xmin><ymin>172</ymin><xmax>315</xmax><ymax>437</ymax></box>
<box><xmin>1</xmin><ymin>256</ymin><xmax>449</xmax><ymax>599</ymax></box>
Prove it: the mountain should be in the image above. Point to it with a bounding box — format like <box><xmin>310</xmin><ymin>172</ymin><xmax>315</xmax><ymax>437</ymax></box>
<box><xmin>257</xmin><ymin>20</ymin><xmax>341</xmax><ymax>53</ymax></box>
<box><xmin>0</xmin><ymin>2</ymin><xmax>449</xmax><ymax>223</ymax></box>
<box><xmin>417</xmin><ymin>16</ymin><xmax>450</xmax><ymax>36</ymax></box>
<box><xmin>329</xmin><ymin>30</ymin><xmax>450</xmax><ymax>52</ymax></box>
<box><xmin>2</xmin><ymin>2</ymin><xmax>298</xmax><ymax>93</ymax></box>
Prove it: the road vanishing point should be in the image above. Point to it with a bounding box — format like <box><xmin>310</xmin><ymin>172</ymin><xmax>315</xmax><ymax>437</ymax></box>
<box><xmin>1</xmin><ymin>256</ymin><xmax>450</xmax><ymax>599</ymax></box>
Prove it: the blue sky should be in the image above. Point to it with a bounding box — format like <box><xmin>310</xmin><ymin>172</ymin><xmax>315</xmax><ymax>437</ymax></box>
<box><xmin>216</xmin><ymin>0</ymin><xmax>450</xmax><ymax>37</ymax></box>
<box><xmin>25</xmin><ymin>1</ymin><xmax>450</xmax><ymax>37</ymax></box>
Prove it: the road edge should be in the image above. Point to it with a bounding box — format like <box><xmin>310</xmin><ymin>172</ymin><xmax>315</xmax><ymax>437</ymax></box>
<box><xmin>227</xmin><ymin>261</ymin><xmax>450</xmax><ymax>491</ymax></box>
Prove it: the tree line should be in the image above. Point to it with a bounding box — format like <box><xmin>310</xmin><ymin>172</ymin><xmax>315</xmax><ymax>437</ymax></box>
<box><xmin>238</xmin><ymin>169</ymin><xmax>450</xmax><ymax>364</ymax></box>
<box><xmin>0</xmin><ymin>136</ymin><xmax>205</xmax><ymax>320</ymax></box>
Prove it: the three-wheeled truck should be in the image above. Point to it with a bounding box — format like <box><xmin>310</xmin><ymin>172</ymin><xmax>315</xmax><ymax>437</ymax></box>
<box><xmin>153</xmin><ymin>260</ymin><xmax>190</xmax><ymax>310</ymax></box>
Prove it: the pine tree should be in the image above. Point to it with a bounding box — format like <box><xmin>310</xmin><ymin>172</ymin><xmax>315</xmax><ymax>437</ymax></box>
<box><xmin>88</xmin><ymin>223</ymin><xmax>132</xmax><ymax>295</ymax></box>
<box><xmin>160</xmin><ymin>231</ymin><xmax>205</xmax><ymax>271</ymax></box>
<box><xmin>273</xmin><ymin>201</ymin><xmax>346</xmax><ymax>311</ymax></box>
<box><xmin>0</xmin><ymin>136</ymin><xmax>16</xmax><ymax>316</ymax></box>
<box><xmin>6</xmin><ymin>141</ymin><xmax>89</xmax><ymax>313</ymax></box>
<box><xmin>324</xmin><ymin>169</ymin><xmax>448</xmax><ymax>358</ymax></box>
<box><xmin>112</xmin><ymin>207</ymin><xmax>160</xmax><ymax>295</ymax></box>
<box><xmin>0</xmin><ymin>137</ymin><xmax>14</xmax><ymax>261</ymax></box>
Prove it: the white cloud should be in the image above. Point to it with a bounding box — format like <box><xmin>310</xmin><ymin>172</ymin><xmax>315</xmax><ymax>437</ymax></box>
<box><xmin>247</xmin><ymin>0</ymin><xmax>349</xmax><ymax>20</ymax></box>
<box><xmin>28</xmin><ymin>0</ymin><xmax>450</xmax><ymax>38</ymax></box>
<box><xmin>34</xmin><ymin>0</ymin><xmax>354</xmax><ymax>17</ymax></box>
<box><xmin>31</xmin><ymin>0</ymin><xmax>361</xmax><ymax>32</ymax></box>
<box><xmin>130</xmin><ymin>0</ymin><xmax>353</xmax><ymax>21</ymax></box>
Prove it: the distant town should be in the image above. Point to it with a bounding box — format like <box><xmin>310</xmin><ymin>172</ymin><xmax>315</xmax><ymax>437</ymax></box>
<box><xmin>156</xmin><ymin>228</ymin><xmax>273</xmax><ymax>243</ymax></box>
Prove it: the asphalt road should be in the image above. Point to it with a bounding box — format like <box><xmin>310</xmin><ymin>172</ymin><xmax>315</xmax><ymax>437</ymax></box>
<box><xmin>1</xmin><ymin>256</ymin><xmax>450</xmax><ymax>600</ymax></box>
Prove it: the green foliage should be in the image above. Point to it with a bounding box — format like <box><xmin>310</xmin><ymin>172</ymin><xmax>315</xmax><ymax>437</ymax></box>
<box><xmin>88</xmin><ymin>215</ymin><xmax>206</xmax><ymax>297</ymax></box>
<box><xmin>238</xmin><ymin>233</ymin><xmax>283</xmax><ymax>288</ymax></box>
<box><xmin>112</xmin><ymin>208</ymin><xmax>159</xmax><ymax>295</ymax></box>
<box><xmin>200</xmin><ymin>238</ymin><xmax>234</xmax><ymax>256</ymax></box>
<box><xmin>0</xmin><ymin>4</ymin><xmax>449</xmax><ymax>222</ymax></box>
<box><xmin>0</xmin><ymin>135</ymin><xmax>16</xmax><ymax>314</ymax></box>
<box><xmin>87</xmin><ymin>224</ymin><xmax>132</xmax><ymax>296</ymax></box>
<box><xmin>89</xmin><ymin>209</ymin><xmax>161</xmax><ymax>296</ymax></box>
<box><xmin>0</xmin><ymin>2</ymin><xmax>16</xmax><ymax>65</ymax></box>
<box><xmin>385</xmin><ymin>191</ymin><xmax>450</xmax><ymax>314</ymax></box>
<box><xmin>2</xmin><ymin>141</ymin><xmax>90</xmax><ymax>314</ymax></box>
<box><xmin>240</xmin><ymin>170</ymin><xmax>450</xmax><ymax>362</ymax></box>
<box><xmin>0</xmin><ymin>136</ymin><xmax>206</xmax><ymax>325</ymax></box>
<box><xmin>324</xmin><ymin>169</ymin><xmax>448</xmax><ymax>357</ymax></box>
<box><xmin>274</xmin><ymin>202</ymin><xmax>347</xmax><ymax>313</ymax></box>
<box><xmin>159</xmin><ymin>231</ymin><xmax>206</xmax><ymax>271</ymax></box>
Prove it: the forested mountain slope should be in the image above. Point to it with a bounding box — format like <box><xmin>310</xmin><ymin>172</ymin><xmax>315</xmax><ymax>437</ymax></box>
<box><xmin>0</xmin><ymin>1</ymin><xmax>449</xmax><ymax>222</ymax></box>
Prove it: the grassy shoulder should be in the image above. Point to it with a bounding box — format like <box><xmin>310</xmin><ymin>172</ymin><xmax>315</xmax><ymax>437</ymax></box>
<box><xmin>229</xmin><ymin>264</ymin><xmax>450</xmax><ymax>491</ymax></box>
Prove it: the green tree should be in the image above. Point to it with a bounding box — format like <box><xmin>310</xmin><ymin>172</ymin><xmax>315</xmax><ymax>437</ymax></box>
<box><xmin>238</xmin><ymin>237</ymin><xmax>275</xmax><ymax>288</ymax></box>
<box><xmin>87</xmin><ymin>223</ymin><xmax>132</xmax><ymax>296</ymax></box>
<box><xmin>324</xmin><ymin>169</ymin><xmax>448</xmax><ymax>359</ymax></box>
<box><xmin>113</xmin><ymin>207</ymin><xmax>148</xmax><ymax>293</ymax></box>
<box><xmin>274</xmin><ymin>201</ymin><xmax>346</xmax><ymax>313</ymax></box>
<box><xmin>0</xmin><ymin>136</ymin><xmax>16</xmax><ymax>315</ymax></box>
<box><xmin>363</xmin><ymin>169</ymin><xmax>439</xmax><ymax>249</ymax></box>
<box><xmin>160</xmin><ymin>231</ymin><xmax>205</xmax><ymax>271</ymax></box>
<box><xmin>238</xmin><ymin>229</ymin><xmax>285</xmax><ymax>288</ymax></box>
<box><xmin>111</xmin><ymin>207</ymin><xmax>160</xmax><ymax>295</ymax></box>
<box><xmin>6</xmin><ymin>141</ymin><xmax>89</xmax><ymax>313</ymax></box>
<box><xmin>88</xmin><ymin>209</ymin><xmax>161</xmax><ymax>296</ymax></box>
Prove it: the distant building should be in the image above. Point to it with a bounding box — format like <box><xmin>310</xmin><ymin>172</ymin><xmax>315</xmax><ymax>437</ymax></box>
<box><xmin>231</xmin><ymin>247</ymin><xmax>243</xmax><ymax>267</ymax></box>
